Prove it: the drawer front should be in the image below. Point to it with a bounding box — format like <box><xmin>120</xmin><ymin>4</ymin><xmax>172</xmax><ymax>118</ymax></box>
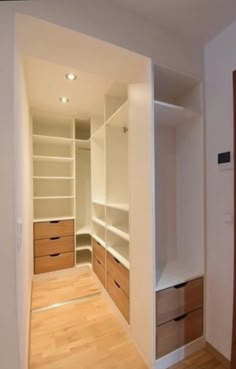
<box><xmin>93</xmin><ymin>255</ymin><xmax>105</xmax><ymax>287</ymax></box>
<box><xmin>34</xmin><ymin>236</ymin><xmax>74</xmax><ymax>257</ymax></box>
<box><xmin>34</xmin><ymin>252</ymin><xmax>74</xmax><ymax>274</ymax></box>
<box><xmin>156</xmin><ymin>278</ymin><xmax>203</xmax><ymax>325</ymax></box>
<box><xmin>92</xmin><ymin>238</ymin><xmax>105</xmax><ymax>267</ymax></box>
<box><xmin>107</xmin><ymin>251</ymin><xmax>129</xmax><ymax>296</ymax></box>
<box><xmin>156</xmin><ymin>308</ymin><xmax>203</xmax><ymax>358</ymax></box>
<box><xmin>107</xmin><ymin>274</ymin><xmax>130</xmax><ymax>323</ymax></box>
<box><xmin>34</xmin><ymin>220</ymin><xmax>74</xmax><ymax>240</ymax></box>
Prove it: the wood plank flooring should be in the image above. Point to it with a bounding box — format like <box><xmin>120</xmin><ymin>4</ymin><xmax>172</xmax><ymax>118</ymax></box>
<box><xmin>32</xmin><ymin>267</ymin><xmax>101</xmax><ymax>310</ymax></box>
<box><xmin>30</xmin><ymin>268</ymin><xmax>226</xmax><ymax>369</ymax></box>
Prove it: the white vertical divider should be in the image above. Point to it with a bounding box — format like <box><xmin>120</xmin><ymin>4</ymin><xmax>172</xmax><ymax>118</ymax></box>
<box><xmin>128</xmin><ymin>60</ymin><xmax>156</xmax><ymax>367</ymax></box>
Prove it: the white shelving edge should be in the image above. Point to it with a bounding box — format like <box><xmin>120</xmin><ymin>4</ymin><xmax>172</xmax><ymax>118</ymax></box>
<box><xmin>76</xmin><ymin>225</ymin><xmax>91</xmax><ymax>235</ymax></box>
<box><xmin>105</xmin><ymin>100</ymin><xmax>128</xmax><ymax>127</ymax></box>
<box><xmin>34</xmin><ymin>196</ymin><xmax>74</xmax><ymax>200</ymax></box>
<box><xmin>34</xmin><ymin>216</ymin><xmax>75</xmax><ymax>222</ymax></box>
<box><xmin>75</xmin><ymin>139</ymin><xmax>91</xmax><ymax>149</ymax></box>
<box><xmin>33</xmin><ymin>176</ymin><xmax>74</xmax><ymax>180</ymax></box>
<box><xmin>33</xmin><ymin>134</ymin><xmax>73</xmax><ymax>143</ymax></box>
<box><xmin>106</xmin><ymin>203</ymin><xmax>129</xmax><ymax>211</ymax></box>
<box><xmin>154</xmin><ymin>100</ymin><xmax>199</xmax><ymax>127</ymax></box>
<box><xmin>92</xmin><ymin>234</ymin><xmax>106</xmax><ymax>248</ymax></box>
<box><xmin>92</xmin><ymin>217</ymin><xmax>106</xmax><ymax>227</ymax></box>
<box><xmin>76</xmin><ymin>245</ymin><xmax>92</xmax><ymax>252</ymax></box>
<box><xmin>33</xmin><ymin>155</ymin><xmax>73</xmax><ymax>162</ymax></box>
<box><xmin>106</xmin><ymin>225</ymin><xmax>129</xmax><ymax>241</ymax></box>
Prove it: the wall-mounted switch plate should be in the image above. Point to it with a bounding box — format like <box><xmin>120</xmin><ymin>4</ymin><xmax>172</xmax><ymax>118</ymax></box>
<box><xmin>218</xmin><ymin>151</ymin><xmax>234</xmax><ymax>171</ymax></box>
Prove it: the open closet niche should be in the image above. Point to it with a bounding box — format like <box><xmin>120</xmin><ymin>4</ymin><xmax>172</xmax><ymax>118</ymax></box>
<box><xmin>154</xmin><ymin>65</ymin><xmax>204</xmax><ymax>363</ymax></box>
<box><xmin>75</xmin><ymin>120</ymin><xmax>92</xmax><ymax>267</ymax></box>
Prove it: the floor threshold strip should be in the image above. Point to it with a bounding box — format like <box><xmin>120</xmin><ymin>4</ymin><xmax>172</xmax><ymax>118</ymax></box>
<box><xmin>32</xmin><ymin>291</ymin><xmax>102</xmax><ymax>313</ymax></box>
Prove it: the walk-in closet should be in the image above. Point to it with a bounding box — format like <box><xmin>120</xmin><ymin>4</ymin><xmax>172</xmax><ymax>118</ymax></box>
<box><xmin>17</xmin><ymin>15</ymin><xmax>205</xmax><ymax>369</ymax></box>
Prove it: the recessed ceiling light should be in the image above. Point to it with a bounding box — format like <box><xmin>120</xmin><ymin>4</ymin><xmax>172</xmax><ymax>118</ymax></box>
<box><xmin>59</xmin><ymin>96</ymin><xmax>69</xmax><ymax>104</ymax></box>
<box><xmin>66</xmin><ymin>73</ymin><xmax>77</xmax><ymax>81</ymax></box>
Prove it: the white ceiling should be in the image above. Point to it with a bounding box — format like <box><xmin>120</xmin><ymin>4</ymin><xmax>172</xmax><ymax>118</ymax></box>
<box><xmin>112</xmin><ymin>0</ymin><xmax>236</xmax><ymax>45</ymax></box>
<box><xmin>24</xmin><ymin>57</ymin><xmax>113</xmax><ymax>119</ymax></box>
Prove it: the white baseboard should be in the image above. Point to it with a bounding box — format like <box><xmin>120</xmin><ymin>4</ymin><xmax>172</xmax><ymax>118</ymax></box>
<box><xmin>153</xmin><ymin>337</ymin><xmax>205</xmax><ymax>369</ymax></box>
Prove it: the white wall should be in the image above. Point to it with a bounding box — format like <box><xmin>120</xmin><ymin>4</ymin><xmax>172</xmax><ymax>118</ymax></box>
<box><xmin>205</xmin><ymin>21</ymin><xmax>236</xmax><ymax>359</ymax></box>
<box><xmin>14</xmin><ymin>53</ymin><xmax>33</xmax><ymax>369</ymax></box>
<box><xmin>0</xmin><ymin>6</ymin><xmax>21</xmax><ymax>369</ymax></box>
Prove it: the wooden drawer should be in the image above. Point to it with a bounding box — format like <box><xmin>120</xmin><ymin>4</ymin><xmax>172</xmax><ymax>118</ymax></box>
<box><xmin>34</xmin><ymin>252</ymin><xmax>74</xmax><ymax>274</ymax></box>
<box><xmin>107</xmin><ymin>274</ymin><xmax>130</xmax><ymax>323</ymax></box>
<box><xmin>92</xmin><ymin>238</ymin><xmax>105</xmax><ymax>267</ymax></box>
<box><xmin>34</xmin><ymin>236</ymin><xmax>74</xmax><ymax>257</ymax></box>
<box><xmin>156</xmin><ymin>278</ymin><xmax>203</xmax><ymax>326</ymax></box>
<box><xmin>107</xmin><ymin>251</ymin><xmax>129</xmax><ymax>296</ymax></box>
<box><xmin>34</xmin><ymin>220</ymin><xmax>74</xmax><ymax>240</ymax></box>
<box><xmin>156</xmin><ymin>308</ymin><xmax>203</xmax><ymax>358</ymax></box>
<box><xmin>93</xmin><ymin>255</ymin><xmax>105</xmax><ymax>287</ymax></box>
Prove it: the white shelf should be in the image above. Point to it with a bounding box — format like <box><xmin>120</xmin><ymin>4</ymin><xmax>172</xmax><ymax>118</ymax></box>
<box><xmin>75</xmin><ymin>139</ymin><xmax>90</xmax><ymax>149</ymax></box>
<box><xmin>92</xmin><ymin>234</ymin><xmax>106</xmax><ymax>248</ymax></box>
<box><xmin>33</xmin><ymin>134</ymin><xmax>73</xmax><ymax>144</ymax></box>
<box><xmin>155</xmin><ymin>260</ymin><xmax>204</xmax><ymax>292</ymax></box>
<box><xmin>34</xmin><ymin>196</ymin><xmax>74</xmax><ymax>200</ymax></box>
<box><xmin>154</xmin><ymin>100</ymin><xmax>199</xmax><ymax>127</ymax></box>
<box><xmin>76</xmin><ymin>225</ymin><xmax>91</xmax><ymax>235</ymax></box>
<box><xmin>33</xmin><ymin>155</ymin><xmax>73</xmax><ymax>162</ymax></box>
<box><xmin>106</xmin><ymin>203</ymin><xmax>129</xmax><ymax>211</ymax></box>
<box><xmin>76</xmin><ymin>245</ymin><xmax>92</xmax><ymax>252</ymax></box>
<box><xmin>93</xmin><ymin>200</ymin><xmax>105</xmax><ymax>207</ymax></box>
<box><xmin>33</xmin><ymin>176</ymin><xmax>74</xmax><ymax>180</ymax></box>
<box><xmin>107</xmin><ymin>245</ymin><xmax>129</xmax><ymax>270</ymax></box>
<box><xmin>107</xmin><ymin>225</ymin><xmax>129</xmax><ymax>241</ymax></box>
<box><xmin>92</xmin><ymin>217</ymin><xmax>106</xmax><ymax>227</ymax></box>
<box><xmin>34</xmin><ymin>216</ymin><xmax>75</xmax><ymax>223</ymax></box>
<box><xmin>105</xmin><ymin>100</ymin><xmax>128</xmax><ymax>127</ymax></box>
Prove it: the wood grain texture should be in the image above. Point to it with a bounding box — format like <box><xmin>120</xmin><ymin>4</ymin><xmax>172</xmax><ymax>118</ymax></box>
<box><xmin>169</xmin><ymin>349</ymin><xmax>226</xmax><ymax>369</ymax></box>
<box><xmin>107</xmin><ymin>274</ymin><xmax>130</xmax><ymax>323</ymax></box>
<box><xmin>92</xmin><ymin>238</ymin><xmax>105</xmax><ymax>266</ymax></box>
<box><xmin>34</xmin><ymin>252</ymin><xmax>74</xmax><ymax>274</ymax></box>
<box><xmin>93</xmin><ymin>255</ymin><xmax>105</xmax><ymax>287</ymax></box>
<box><xmin>157</xmin><ymin>278</ymin><xmax>203</xmax><ymax>326</ymax></box>
<box><xmin>206</xmin><ymin>342</ymin><xmax>230</xmax><ymax>369</ymax></box>
<box><xmin>107</xmin><ymin>250</ymin><xmax>129</xmax><ymax>296</ymax></box>
<box><xmin>30</xmin><ymin>294</ymin><xmax>146</xmax><ymax>369</ymax></box>
<box><xmin>34</xmin><ymin>219</ymin><xmax>74</xmax><ymax>240</ymax></box>
<box><xmin>32</xmin><ymin>267</ymin><xmax>101</xmax><ymax>310</ymax></box>
<box><xmin>156</xmin><ymin>308</ymin><xmax>203</xmax><ymax>358</ymax></box>
<box><xmin>34</xmin><ymin>236</ymin><xmax>74</xmax><ymax>257</ymax></box>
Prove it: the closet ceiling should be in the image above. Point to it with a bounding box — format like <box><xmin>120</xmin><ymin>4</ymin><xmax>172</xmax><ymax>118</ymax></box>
<box><xmin>24</xmin><ymin>57</ymin><xmax>113</xmax><ymax>118</ymax></box>
<box><xmin>112</xmin><ymin>0</ymin><xmax>236</xmax><ymax>45</ymax></box>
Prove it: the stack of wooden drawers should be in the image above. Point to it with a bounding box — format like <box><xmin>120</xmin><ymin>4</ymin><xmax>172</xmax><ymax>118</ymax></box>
<box><xmin>92</xmin><ymin>238</ymin><xmax>130</xmax><ymax>323</ymax></box>
<box><xmin>92</xmin><ymin>238</ymin><xmax>106</xmax><ymax>286</ymax></box>
<box><xmin>156</xmin><ymin>277</ymin><xmax>203</xmax><ymax>358</ymax></box>
<box><xmin>34</xmin><ymin>220</ymin><xmax>74</xmax><ymax>274</ymax></box>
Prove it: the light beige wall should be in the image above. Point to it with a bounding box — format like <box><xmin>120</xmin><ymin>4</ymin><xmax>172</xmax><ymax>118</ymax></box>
<box><xmin>0</xmin><ymin>6</ymin><xmax>21</xmax><ymax>369</ymax></box>
<box><xmin>14</xmin><ymin>52</ymin><xmax>33</xmax><ymax>369</ymax></box>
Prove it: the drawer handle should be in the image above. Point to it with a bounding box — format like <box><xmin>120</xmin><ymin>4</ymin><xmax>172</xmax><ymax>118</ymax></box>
<box><xmin>50</xmin><ymin>221</ymin><xmax>60</xmax><ymax>224</ymax></box>
<box><xmin>174</xmin><ymin>313</ymin><xmax>188</xmax><ymax>322</ymax></box>
<box><xmin>96</xmin><ymin>258</ymin><xmax>101</xmax><ymax>265</ymax></box>
<box><xmin>50</xmin><ymin>253</ymin><xmax>60</xmax><ymax>257</ymax></box>
<box><xmin>113</xmin><ymin>256</ymin><xmax>120</xmax><ymax>264</ymax></box>
<box><xmin>50</xmin><ymin>237</ymin><xmax>60</xmax><ymax>241</ymax></box>
<box><xmin>96</xmin><ymin>241</ymin><xmax>101</xmax><ymax>246</ymax></box>
<box><xmin>114</xmin><ymin>280</ymin><xmax>121</xmax><ymax>289</ymax></box>
<box><xmin>174</xmin><ymin>282</ymin><xmax>187</xmax><ymax>289</ymax></box>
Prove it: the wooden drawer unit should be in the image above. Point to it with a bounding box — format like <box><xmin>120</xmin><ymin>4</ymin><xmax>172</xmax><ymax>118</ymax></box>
<box><xmin>156</xmin><ymin>308</ymin><xmax>203</xmax><ymax>358</ymax></box>
<box><xmin>34</xmin><ymin>252</ymin><xmax>74</xmax><ymax>274</ymax></box>
<box><xmin>107</xmin><ymin>251</ymin><xmax>129</xmax><ymax>296</ymax></box>
<box><xmin>93</xmin><ymin>255</ymin><xmax>105</xmax><ymax>287</ymax></box>
<box><xmin>34</xmin><ymin>236</ymin><xmax>74</xmax><ymax>257</ymax></box>
<box><xmin>156</xmin><ymin>278</ymin><xmax>203</xmax><ymax>326</ymax></box>
<box><xmin>107</xmin><ymin>274</ymin><xmax>130</xmax><ymax>323</ymax></box>
<box><xmin>92</xmin><ymin>238</ymin><xmax>105</xmax><ymax>267</ymax></box>
<box><xmin>34</xmin><ymin>219</ymin><xmax>74</xmax><ymax>240</ymax></box>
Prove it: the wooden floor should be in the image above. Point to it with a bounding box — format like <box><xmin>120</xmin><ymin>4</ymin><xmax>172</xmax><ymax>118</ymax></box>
<box><xmin>32</xmin><ymin>267</ymin><xmax>101</xmax><ymax>310</ymax></box>
<box><xmin>30</xmin><ymin>268</ymin><xmax>226</xmax><ymax>369</ymax></box>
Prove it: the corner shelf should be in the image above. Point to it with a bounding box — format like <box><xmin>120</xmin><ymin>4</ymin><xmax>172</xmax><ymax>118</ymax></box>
<box><xmin>75</xmin><ymin>139</ymin><xmax>91</xmax><ymax>149</ymax></box>
<box><xmin>34</xmin><ymin>196</ymin><xmax>74</xmax><ymax>200</ymax></box>
<box><xmin>92</xmin><ymin>217</ymin><xmax>106</xmax><ymax>227</ymax></box>
<box><xmin>34</xmin><ymin>216</ymin><xmax>75</xmax><ymax>223</ymax></box>
<box><xmin>154</xmin><ymin>100</ymin><xmax>199</xmax><ymax>126</ymax></box>
<box><xmin>106</xmin><ymin>203</ymin><xmax>129</xmax><ymax>212</ymax></box>
<box><xmin>33</xmin><ymin>134</ymin><xmax>73</xmax><ymax>144</ymax></box>
<box><xmin>76</xmin><ymin>225</ymin><xmax>91</xmax><ymax>235</ymax></box>
<box><xmin>92</xmin><ymin>234</ymin><xmax>106</xmax><ymax>248</ymax></box>
<box><xmin>76</xmin><ymin>245</ymin><xmax>92</xmax><ymax>252</ymax></box>
<box><xmin>33</xmin><ymin>155</ymin><xmax>73</xmax><ymax>162</ymax></box>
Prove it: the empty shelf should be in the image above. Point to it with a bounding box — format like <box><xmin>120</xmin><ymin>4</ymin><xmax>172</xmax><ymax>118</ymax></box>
<box><xmin>106</xmin><ymin>203</ymin><xmax>129</xmax><ymax>211</ymax></box>
<box><xmin>106</xmin><ymin>225</ymin><xmax>129</xmax><ymax>241</ymax></box>
<box><xmin>76</xmin><ymin>225</ymin><xmax>91</xmax><ymax>235</ymax></box>
<box><xmin>34</xmin><ymin>216</ymin><xmax>75</xmax><ymax>222</ymax></box>
<box><xmin>92</xmin><ymin>217</ymin><xmax>106</xmax><ymax>227</ymax></box>
<box><xmin>154</xmin><ymin>100</ymin><xmax>199</xmax><ymax>126</ymax></box>
<box><xmin>75</xmin><ymin>139</ymin><xmax>91</xmax><ymax>149</ymax></box>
